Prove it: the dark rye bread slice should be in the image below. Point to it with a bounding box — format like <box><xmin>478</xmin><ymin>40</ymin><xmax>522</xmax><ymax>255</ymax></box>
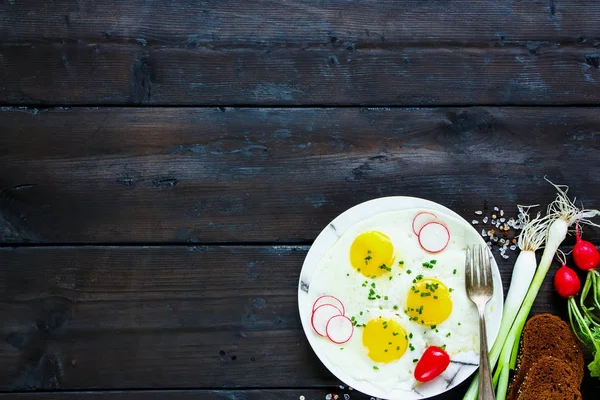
<box><xmin>515</xmin><ymin>356</ymin><xmax>582</xmax><ymax>400</ymax></box>
<box><xmin>507</xmin><ymin>314</ymin><xmax>584</xmax><ymax>400</ymax></box>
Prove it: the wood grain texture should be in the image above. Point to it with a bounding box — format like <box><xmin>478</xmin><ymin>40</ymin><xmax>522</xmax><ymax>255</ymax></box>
<box><xmin>1</xmin><ymin>44</ymin><xmax>600</xmax><ymax>105</ymax></box>
<box><xmin>2</xmin><ymin>0</ymin><xmax>599</xmax><ymax>46</ymax></box>
<box><xmin>1</xmin><ymin>107</ymin><xmax>599</xmax><ymax>244</ymax></box>
<box><xmin>1</xmin><ymin>245</ymin><xmax>587</xmax><ymax>394</ymax></box>
<box><xmin>0</xmin><ymin>389</ymin><xmax>377</xmax><ymax>400</ymax></box>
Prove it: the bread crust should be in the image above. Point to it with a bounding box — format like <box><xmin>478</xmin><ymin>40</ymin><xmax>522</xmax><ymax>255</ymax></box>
<box><xmin>507</xmin><ymin>314</ymin><xmax>584</xmax><ymax>400</ymax></box>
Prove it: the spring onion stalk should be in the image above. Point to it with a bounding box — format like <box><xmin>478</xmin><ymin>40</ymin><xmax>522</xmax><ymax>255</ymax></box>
<box><xmin>462</xmin><ymin>207</ymin><xmax>549</xmax><ymax>400</ymax></box>
<box><xmin>494</xmin><ymin>180</ymin><xmax>600</xmax><ymax>400</ymax></box>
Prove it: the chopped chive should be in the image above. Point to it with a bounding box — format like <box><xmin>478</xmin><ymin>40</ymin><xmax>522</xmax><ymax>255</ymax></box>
<box><xmin>453</xmin><ymin>269</ymin><xmax>457</xmax><ymax>275</ymax></box>
<box><xmin>373</xmin><ymin>366</ymin><xmax>379</xmax><ymax>370</ymax></box>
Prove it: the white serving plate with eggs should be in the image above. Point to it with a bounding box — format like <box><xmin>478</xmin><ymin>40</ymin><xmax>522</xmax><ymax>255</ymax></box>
<box><xmin>298</xmin><ymin>197</ymin><xmax>503</xmax><ymax>400</ymax></box>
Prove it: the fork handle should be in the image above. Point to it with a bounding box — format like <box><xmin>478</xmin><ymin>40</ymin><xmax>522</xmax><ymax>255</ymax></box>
<box><xmin>477</xmin><ymin>306</ymin><xmax>495</xmax><ymax>400</ymax></box>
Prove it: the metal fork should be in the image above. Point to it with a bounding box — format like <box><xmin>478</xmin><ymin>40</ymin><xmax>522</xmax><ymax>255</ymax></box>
<box><xmin>465</xmin><ymin>245</ymin><xmax>495</xmax><ymax>400</ymax></box>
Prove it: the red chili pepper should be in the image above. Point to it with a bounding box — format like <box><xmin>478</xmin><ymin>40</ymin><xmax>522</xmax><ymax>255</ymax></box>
<box><xmin>414</xmin><ymin>346</ymin><xmax>451</xmax><ymax>382</ymax></box>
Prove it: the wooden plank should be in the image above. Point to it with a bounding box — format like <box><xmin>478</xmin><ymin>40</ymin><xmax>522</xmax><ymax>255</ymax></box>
<box><xmin>0</xmin><ymin>246</ymin><xmax>585</xmax><ymax>393</ymax></box>
<box><xmin>2</xmin><ymin>0</ymin><xmax>599</xmax><ymax>46</ymax></box>
<box><xmin>1</xmin><ymin>107</ymin><xmax>600</xmax><ymax>244</ymax></box>
<box><xmin>0</xmin><ymin>389</ymin><xmax>376</xmax><ymax>400</ymax></box>
<box><xmin>1</xmin><ymin>44</ymin><xmax>600</xmax><ymax>105</ymax></box>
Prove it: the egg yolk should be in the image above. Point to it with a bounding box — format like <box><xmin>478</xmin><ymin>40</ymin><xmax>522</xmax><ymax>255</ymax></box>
<box><xmin>406</xmin><ymin>278</ymin><xmax>452</xmax><ymax>326</ymax></box>
<box><xmin>350</xmin><ymin>231</ymin><xmax>395</xmax><ymax>278</ymax></box>
<box><xmin>362</xmin><ymin>317</ymin><xmax>408</xmax><ymax>363</ymax></box>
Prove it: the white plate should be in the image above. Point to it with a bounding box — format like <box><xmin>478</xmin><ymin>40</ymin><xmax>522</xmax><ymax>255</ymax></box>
<box><xmin>298</xmin><ymin>196</ymin><xmax>503</xmax><ymax>399</ymax></box>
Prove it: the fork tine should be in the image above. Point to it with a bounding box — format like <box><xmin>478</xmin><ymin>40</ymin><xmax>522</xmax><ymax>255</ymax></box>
<box><xmin>484</xmin><ymin>246</ymin><xmax>493</xmax><ymax>289</ymax></box>
<box><xmin>465</xmin><ymin>245</ymin><xmax>472</xmax><ymax>287</ymax></box>
<box><xmin>478</xmin><ymin>245</ymin><xmax>485</xmax><ymax>286</ymax></box>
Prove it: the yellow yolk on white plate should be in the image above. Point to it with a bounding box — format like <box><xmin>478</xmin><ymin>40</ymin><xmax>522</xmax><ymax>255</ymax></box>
<box><xmin>349</xmin><ymin>231</ymin><xmax>395</xmax><ymax>278</ymax></box>
<box><xmin>406</xmin><ymin>278</ymin><xmax>453</xmax><ymax>327</ymax></box>
<box><xmin>362</xmin><ymin>317</ymin><xmax>409</xmax><ymax>363</ymax></box>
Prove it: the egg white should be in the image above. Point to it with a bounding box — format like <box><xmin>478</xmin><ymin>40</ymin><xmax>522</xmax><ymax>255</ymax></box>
<box><xmin>307</xmin><ymin>209</ymin><xmax>486</xmax><ymax>396</ymax></box>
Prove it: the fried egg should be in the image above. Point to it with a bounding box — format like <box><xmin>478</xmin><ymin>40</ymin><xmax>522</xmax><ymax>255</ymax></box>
<box><xmin>307</xmin><ymin>209</ymin><xmax>489</xmax><ymax>396</ymax></box>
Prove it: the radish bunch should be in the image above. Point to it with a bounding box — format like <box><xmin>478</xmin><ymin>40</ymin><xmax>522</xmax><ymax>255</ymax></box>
<box><xmin>555</xmin><ymin>222</ymin><xmax>600</xmax><ymax>377</ymax></box>
<box><xmin>310</xmin><ymin>295</ymin><xmax>354</xmax><ymax>344</ymax></box>
<box><xmin>412</xmin><ymin>212</ymin><xmax>451</xmax><ymax>253</ymax></box>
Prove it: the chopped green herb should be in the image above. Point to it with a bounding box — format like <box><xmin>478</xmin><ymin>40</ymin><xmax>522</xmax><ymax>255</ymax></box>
<box><xmin>389</xmin><ymin>276</ymin><xmax>393</xmax><ymax>281</ymax></box>
<box><xmin>409</xmin><ymin>333</ymin><xmax>413</xmax><ymax>339</ymax></box>
<box><xmin>413</xmin><ymin>358</ymin><xmax>418</xmax><ymax>362</ymax></box>
<box><xmin>384</xmin><ymin>349</ymin><xmax>388</xmax><ymax>352</ymax></box>
<box><xmin>373</xmin><ymin>366</ymin><xmax>379</xmax><ymax>370</ymax></box>
<box><xmin>422</xmin><ymin>261</ymin><xmax>434</xmax><ymax>269</ymax></box>
<box><xmin>398</xmin><ymin>260</ymin><xmax>404</xmax><ymax>265</ymax></box>
<box><xmin>453</xmin><ymin>269</ymin><xmax>457</xmax><ymax>275</ymax></box>
<box><xmin>430</xmin><ymin>260</ymin><xmax>437</xmax><ymax>264</ymax></box>
<box><xmin>446</xmin><ymin>332</ymin><xmax>451</xmax><ymax>337</ymax></box>
<box><xmin>430</xmin><ymin>325</ymin><xmax>437</xmax><ymax>329</ymax></box>
<box><xmin>360</xmin><ymin>311</ymin><xmax>363</xmax><ymax>316</ymax></box>
<box><xmin>449</xmin><ymin>288</ymin><xmax>454</xmax><ymax>292</ymax></box>
<box><xmin>409</xmin><ymin>343</ymin><xmax>415</xmax><ymax>351</ymax></box>
<box><xmin>379</xmin><ymin>263</ymin><xmax>391</xmax><ymax>272</ymax></box>
<box><xmin>420</xmin><ymin>292</ymin><xmax>431</xmax><ymax>297</ymax></box>
<box><xmin>393</xmin><ymin>305</ymin><xmax>399</xmax><ymax>310</ymax></box>
<box><xmin>433</xmin><ymin>295</ymin><xmax>438</xmax><ymax>299</ymax></box>
<box><xmin>406</xmin><ymin>269</ymin><xmax>412</xmax><ymax>274</ymax></box>
<box><xmin>384</xmin><ymin>296</ymin><xmax>388</xmax><ymax>300</ymax></box>
<box><xmin>392</xmin><ymin>332</ymin><xmax>399</xmax><ymax>336</ymax></box>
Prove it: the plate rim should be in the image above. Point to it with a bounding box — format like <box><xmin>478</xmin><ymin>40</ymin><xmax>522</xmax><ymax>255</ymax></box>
<box><xmin>297</xmin><ymin>196</ymin><xmax>504</xmax><ymax>399</ymax></box>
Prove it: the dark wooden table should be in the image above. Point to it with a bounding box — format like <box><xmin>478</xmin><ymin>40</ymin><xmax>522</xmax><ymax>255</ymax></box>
<box><xmin>1</xmin><ymin>1</ymin><xmax>600</xmax><ymax>399</ymax></box>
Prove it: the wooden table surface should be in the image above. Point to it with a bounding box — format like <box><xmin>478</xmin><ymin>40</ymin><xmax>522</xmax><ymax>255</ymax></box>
<box><xmin>1</xmin><ymin>1</ymin><xmax>600</xmax><ymax>399</ymax></box>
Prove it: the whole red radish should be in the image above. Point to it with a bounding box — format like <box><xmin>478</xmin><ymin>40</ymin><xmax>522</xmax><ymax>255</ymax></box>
<box><xmin>554</xmin><ymin>265</ymin><xmax>581</xmax><ymax>298</ymax></box>
<box><xmin>573</xmin><ymin>222</ymin><xmax>600</xmax><ymax>271</ymax></box>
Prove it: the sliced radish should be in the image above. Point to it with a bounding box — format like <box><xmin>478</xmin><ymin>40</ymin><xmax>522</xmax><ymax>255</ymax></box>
<box><xmin>412</xmin><ymin>212</ymin><xmax>438</xmax><ymax>235</ymax></box>
<box><xmin>418</xmin><ymin>222</ymin><xmax>450</xmax><ymax>253</ymax></box>
<box><xmin>312</xmin><ymin>295</ymin><xmax>345</xmax><ymax>315</ymax></box>
<box><xmin>311</xmin><ymin>304</ymin><xmax>343</xmax><ymax>337</ymax></box>
<box><xmin>326</xmin><ymin>315</ymin><xmax>354</xmax><ymax>344</ymax></box>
